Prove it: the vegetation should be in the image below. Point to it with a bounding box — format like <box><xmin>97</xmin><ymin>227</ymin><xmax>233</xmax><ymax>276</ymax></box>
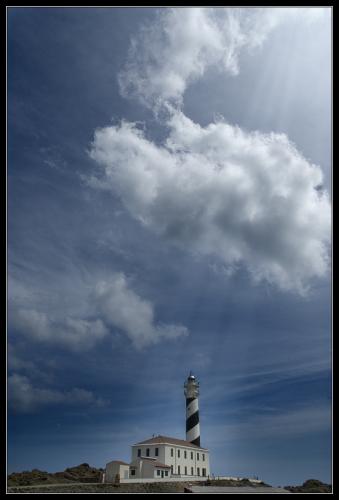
<box><xmin>7</xmin><ymin>463</ymin><xmax>103</xmax><ymax>487</ymax></box>
<box><xmin>203</xmin><ymin>478</ymin><xmax>269</xmax><ymax>487</ymax></box>
<box><xmin>284</xmin><ymin>479</ymin><xmax>332</xmax><ymax>493</ymax></box>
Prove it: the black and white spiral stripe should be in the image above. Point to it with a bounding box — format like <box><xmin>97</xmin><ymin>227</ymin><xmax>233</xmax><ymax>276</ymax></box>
<box><xmin>186</xmin><ymin>396</ymin><xmax>200</xmax><ymax>447</ymax></box>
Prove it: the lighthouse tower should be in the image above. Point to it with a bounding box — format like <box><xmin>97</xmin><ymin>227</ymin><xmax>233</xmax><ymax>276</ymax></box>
<box><xmin>184</xmin><ymin>372</ymin><xmax>200</xmax><ymax>447</ymax></box>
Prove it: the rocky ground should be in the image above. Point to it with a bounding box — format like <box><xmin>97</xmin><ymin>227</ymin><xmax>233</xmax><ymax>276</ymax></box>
<box><xmin>7</xmin><ymin>482</ymin><xmax>190</xmax><ymax>493</ymax></box>
<box><xmin>7</xmin><ymin>463</ymin><xmax>103</xmax><ymax>487</ymax></box>
<box><xmin>7</xmin><ymin>465</ymin><xmax>332</xmax><ymax>493</ymax></box>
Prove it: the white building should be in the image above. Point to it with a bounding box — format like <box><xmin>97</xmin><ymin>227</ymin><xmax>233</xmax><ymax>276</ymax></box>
<box><xmin>105</xmin><ymin>460</ymin><xmax>130</xmax><ymax>482</ymax></box>
<box><xmin>131</xmin><ymin>435</ymin><xmax>210</xmax><ymax>479</ymax></box>
<box><xmin>129</xmin><ymin>456</ymin><xmax>171</xmax><ymax>479</ymax></box>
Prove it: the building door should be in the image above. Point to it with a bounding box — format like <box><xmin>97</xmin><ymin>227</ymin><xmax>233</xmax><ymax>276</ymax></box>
<box><xmin>161</xmin><ymin>470</ymin><xmax>164</xmax><ymax>478</ymax></box>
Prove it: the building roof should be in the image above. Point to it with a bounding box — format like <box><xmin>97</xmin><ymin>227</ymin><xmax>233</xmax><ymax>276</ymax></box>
<box><xmin>154</xmin><ymin>462</ymin><xmax>171</xmax><ymax>469</ymax></box>
<box><xmin>133</xmin><ymin>435</ymin><xmax>208</xmax><ymax>450</ymax></box>
<box><xmin>107</xmin><ymin>460</ymin><xmax>130</xmax><ymax>466</ymax></box>
<box><xmin>130</xmin><ymin>457</ymin><xmax>171</xmax><ymax>469</ymax></box>
<box><xmin>142</xmin><ymin>458</ymin><xmax>171</xmax><ymax>469</ymax></box>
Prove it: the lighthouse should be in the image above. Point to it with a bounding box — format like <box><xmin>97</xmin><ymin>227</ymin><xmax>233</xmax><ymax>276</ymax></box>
<box><xmin>104</xmin><ymin>370</ymin><xmax>211</xmax><ymax>481</ymax></box>
<box><xmin>184</xmin><ymin>372</ymin><xmax>201</xmax><ymax>447</ymax></box>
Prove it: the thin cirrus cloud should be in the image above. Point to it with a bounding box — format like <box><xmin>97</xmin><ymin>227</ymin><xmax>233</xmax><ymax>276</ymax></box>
<box><xmin>89</xmin><ymin>110</ymin><xmax>330</xmax><ymax>294</ymax></box>
<box><xmin>118</xmin><ymin>7</ymin><xmax>327</xmax><ymax>109</ymax></box>
<box><xmin>10</xmin><ymin>273</ymin><xmax>189</xmax><ymax>351</ymax></box>
<box><xmin>205</xmin><ymin>404</ymin><xmax>331</xmax><ymax>445</ymax></box>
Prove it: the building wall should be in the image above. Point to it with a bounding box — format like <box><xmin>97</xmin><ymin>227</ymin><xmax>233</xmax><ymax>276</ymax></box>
<box><xmin>121</xmin><ymin>465</ymin><xmax>130</xmax><ymax>479</ymax></box>
<box><xmin>119</xmin><ymin>476</ymin><xmax>204</xmax><ymax>484</ymax></box>
<box><xmin>129</xmin><ymin>458</ymin><xmax>170</xmax><ymax>479</ymax></box>
<box><xmin>163</xmin><ymin>444</ymin><xmax>210</xmax><ymax>477</ymax></box>
<box><xmin>130</xmin><ymin>458</ymin><xmax>155</xmax><ymax>479</ymax></box>
<box><xmin>154</xmin><ymin>468</ymin><xmax>170</xmax><ymax>479</ymax></box>
<box><xmin>131</xmin><ymin>444</ymin><xmax>166</xmax><ymax>463</ymax></box>
<box><xmin>105</xmin><ymin>463</ymin><xmax>130</xmax><ymax>482</ymax></box>
<box><xmin>141</xmin><ymin>460</ymin><xmax>156</xmax><ymax>479</ymax></box>
<box><xmin>129</xmin><ymin>459</ymin><xmax>142</xmax><ymax>479</ymax></box>
<box><xmin>130</xmin><ymin>458</ymin><xmax>171</xmax><ymax>479</ymax></box>
<box><xmin>131</xmin><ymin>444</ymin><xmax>210</xmax><ymax>477</ymax></box>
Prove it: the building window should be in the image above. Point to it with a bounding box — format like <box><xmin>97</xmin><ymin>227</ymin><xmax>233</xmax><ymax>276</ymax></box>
<box><xmin>178</xmin><ymin>466</ymin><xmax>180</xmax><ymax>475</ymax></box>
<box><xmin>191</xmin><ymin>467</ymin><xmax>194</xmax><ymax>475</ymax></box>
<box><xmin>171</xmin><ymin>448</ymin><xmax>174</xmax><ymax>457</ymax></box>
<box><xmin>197</xmin><ymin>468</ymin><xmax>200</xmax><ymax>476</ymax></box>
<box><xmin>157</xmin><ymin>470</ymin><xmax>161</xmax><ymax>476</ymax></box>
<box><xmin>178</xmin><ymin>449</ymin><xmax>180</xmax><ymax>458</ymax></box>
<box><xmin>202</xmin><ymin>468</ymin><xmax>206</xmax><ymax>477</ymax></box>
<box><xmin>185</xmin><ymin>466</ymin><xmax>187</xmax><ymax>475</ymax></box>
<box><xmin>131</xmin><ymin>469</ymin><xmax>136</xmax><ymax>476</ymax></box>
<box><xmin>197</xmin><ymin>453</ymin><xmax>199</xmax><ymax>461</ymax></box>
<box><xmin>171</xmin><ymin>465</ymin><xmax>173</xmax><ymax>474</ymax></box>
<box><xmin>202</xmin><ymin>454</ymin><xmax>205</xmax><ymax>461</ymax></box>
<box><xmin>155</xmin><ymin>448</ymin><xmax>159</xmax><ymax>457</ymax></box>
<box><xmin>184</xmin><ymin>450</ymin><xmax>187</xmax><ymax>459</ymax></box>
<box><xmin>165</xmin><ymin>471</ymin><xmax>169</xmax><ymax>477</ymax></box>
<box><xmin>137</xmin><ymin>449</ymin><xmax>141</xmax><ymax>457</ymax></box>
<box><xmin>191</xmin><ymin>451</ymin><xmax>194</xmax><ymax>460</ymax></box>
<box><xmin>146</xmin><ymin>448</ymin><xmax>150</xmax><ymax>457</ymax></box>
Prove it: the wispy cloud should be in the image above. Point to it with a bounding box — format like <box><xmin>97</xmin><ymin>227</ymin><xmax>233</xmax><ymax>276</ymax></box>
<box><xmin>93</xmin><ymin>273</ymin><xmax>188</xmax><ymax>349</ymax></box>
<box><xmin>118</xmin><ymin>7</ymin><xmax>328</xmax><ymax>110</ymax></box>
<box><xmin>205</xmin><ymin>403</ymin><xmax>331</xmax><ymax>445</ymax></box>
<box><xmin>8</xmin><ymin>373</ymin><xmax>108</xmax><ymax>413</ymax></box>
<box><xmin>203</xmin><ymin>355</ymin><xmax>331</xmax><ymax>405</ymax></box>
<box><xmin>10</xmin><ymin>308</ymin><xmax>109</xmax><ymax>351</ymax></box>
<box><xmin>9</xmin><ymin>273</ymin><xmax>188</xmax><ymax>351</ymax></box>
<box><xmin>8</xmin><ymin>343</ymin><xmax>57</xmax><ymax>385</ymax></box>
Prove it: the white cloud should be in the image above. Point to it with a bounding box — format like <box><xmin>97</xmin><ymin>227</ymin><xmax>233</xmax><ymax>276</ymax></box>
<box><xmin>11</xmin><ymin>308</ymin><xmax>109</xmax><ymax>352</ymax></box>
<box><xmin>93</xmin><ymin>273</ymin><xmax>188</xmax><ymax>349</ymax></box>
<box><xmin>9</xmin><ymin>274</ymin><xmax>188</xmax><ymax>351</ymax></box>
<box><xmin>7</xmin><ymin>343</ymin><xmax>56</xmax><ymax>384</ymax></box>
<box><xmin>89</xmin><ymin>110</ymin><xmax>330</xmax><ymax>294</ymax></box>
<box><xmin>8</xmin><ymin>349</ymin><xmax>35</xmax><ymax>372</ymax></box>
<box><xmin>8</xmin><ymin>373</ymin><xmax>107</xmax><ymax>413</ymax></box>
<box><xmin>90</xmin><ymin>6</ymin><xmax>331</xmax><ymax>295</ymax></box>
<box><xmin>118</xmin><ymin>7</ymin><xmax>328</xmax><ymax>109</ymax></box>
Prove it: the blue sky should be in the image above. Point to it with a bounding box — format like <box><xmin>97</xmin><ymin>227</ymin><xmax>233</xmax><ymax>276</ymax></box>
<box><xmin>8</xmin><ymin>7</ymin><xmax>331</xmax><ymax>486</ymax></box>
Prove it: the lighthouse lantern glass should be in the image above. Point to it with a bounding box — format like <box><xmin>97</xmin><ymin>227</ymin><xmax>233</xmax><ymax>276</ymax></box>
<box><xmin>184</xmin><ymin>379</ymin><xmax>199</xmax><ymax>398</ymax></box>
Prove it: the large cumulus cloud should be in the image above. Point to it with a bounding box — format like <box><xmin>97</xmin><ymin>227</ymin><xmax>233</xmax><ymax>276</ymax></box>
<box><xmin>89</xmin><ymin>110</ymin><xmax>330</xmax><ymax>294</ymax></box>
